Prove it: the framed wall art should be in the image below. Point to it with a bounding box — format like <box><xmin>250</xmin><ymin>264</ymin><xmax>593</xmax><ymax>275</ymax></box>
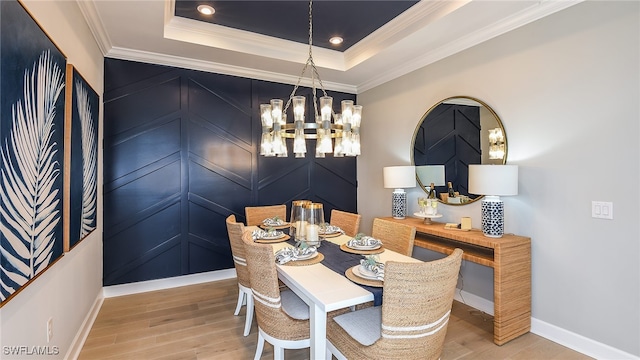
<box><xmin>0</xmin><ymin>0</ymin><xmax>67</xmax><ymax>305</ymax></box>
<box><xmin>64</xmin><ymin>65</ymin><xmax>98</xmax><ymax>251</ymax></box>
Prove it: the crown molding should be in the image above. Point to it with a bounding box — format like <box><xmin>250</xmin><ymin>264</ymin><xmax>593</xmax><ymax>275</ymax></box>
<box><xmin>75</xmin><ymin>0</ymin><xmax>111</xmax><ymax>56</ymax></box>
<box><xmin>356</xmin><ymin>0</ymin><xmax>584</xmax><ymax>92</ymax></box>
<box><xmin>79</xmin><ymin>0</ymin><xmax>584</xmax><ymax>95</ymax></box>
<box><xmin>345</xmin><ymin>0</ymin><xmax>470</xmax><ymax>69</ymax></box>
<box><xmin>105</xmin><ymin>47</ymin><xmax>358</xmax><ymax>94</ymax></box>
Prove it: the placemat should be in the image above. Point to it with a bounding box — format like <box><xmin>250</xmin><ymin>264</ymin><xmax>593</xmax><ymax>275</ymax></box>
<box><xmin>320</xmin><ymin>232</ymin><xmax>343</xmax><ymax>238</ymax></box>
<box><xmin>318</xmin><ymin>241</ymin><xmax>383</xmax><ymax>306</ymax></box>
<box><xmin>339</xmin><ymin>243</ymin><xmax>385</xmax><ymax>255</ymax></box>
<box><xmin>345</xmin><ymin>266</ymin><xmax>383</xmax><ymax>288</ymax></box>
<box><xmin>255</xmin><ymin>234</ymin><xmax>291</xmax><ymax>244</ymax></box>
<box><xmin>259</xmin><ymin>223</ymin><xmax>290</xmax><ymax>230</ymax></box>
<box><xmin>280</xmin><ymin>253</ymin><xmax>324</xmax><ymax>266</ymax></box>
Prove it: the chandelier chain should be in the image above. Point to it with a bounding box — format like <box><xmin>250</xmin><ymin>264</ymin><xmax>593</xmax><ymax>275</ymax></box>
<box><xmin>282</xmin><ymin>0</ymin><xmax>328</xmax><ymax>120</ymax></box>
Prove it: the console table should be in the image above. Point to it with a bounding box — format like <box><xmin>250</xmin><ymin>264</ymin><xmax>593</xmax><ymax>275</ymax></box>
<box><xmin>382</xmin><ymin>217</ymin><xmax>531</xmax><ymax>345</ymax></box>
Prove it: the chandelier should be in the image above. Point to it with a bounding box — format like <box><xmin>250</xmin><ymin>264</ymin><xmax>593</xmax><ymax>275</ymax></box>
<box><xmin>259</xmin><ymin>0</ymin><xmax>362</xmax><ymax>158</ymax></box>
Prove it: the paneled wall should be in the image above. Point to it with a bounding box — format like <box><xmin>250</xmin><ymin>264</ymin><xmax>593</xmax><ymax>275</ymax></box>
<box><xmin>103</xmin><ymin>59</ymin><xmax>357</xmax><ymax>286</ymax></box>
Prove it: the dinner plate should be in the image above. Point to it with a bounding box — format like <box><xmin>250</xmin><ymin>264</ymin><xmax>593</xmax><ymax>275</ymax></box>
<box><xmin>348</xmin><ymin>243</ymin><xmax>382</xmax><ymax>251</ymax></box>
<box><xmin>353</xmin><ymin>266</ymin><xmax>381</xmax><ymax>281</ymax></box>
<box><xmin>294</xmin><ymin>251</ymin><xmax>318</xmax><ymax>261</ymax></box>
<box><xmin>259</xmin><ymin>223</ymin><xmax>290</xmax><ymax>230</ymax></box>
<box><xmin>320</xmin><ymin>231</ymin><xmax>342</xmax><ymax>238</ymax></box>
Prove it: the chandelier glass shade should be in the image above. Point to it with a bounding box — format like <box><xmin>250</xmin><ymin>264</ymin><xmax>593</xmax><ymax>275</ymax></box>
<box><xmin>259</xmin><ymin>0</ymin><xmax>362</xmax><ymax>158</ymax></box>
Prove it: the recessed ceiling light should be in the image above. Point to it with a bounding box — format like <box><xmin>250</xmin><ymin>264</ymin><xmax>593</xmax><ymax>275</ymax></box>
<box><xmin>197</xmin><ymin>4</ymin><xmax>215</xmax><ymax>16</ymax></box>
<box><xmin>329</xmin><ymin>36</ymin><xmax>344</xmax><ymax>45</ymax></box>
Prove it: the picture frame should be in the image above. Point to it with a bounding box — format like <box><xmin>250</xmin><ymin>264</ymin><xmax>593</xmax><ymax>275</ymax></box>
<box><xmin>0</xmin><ymin>0</ymin><xmax>67</xmax><ymax>306</ymax></box>
<box><xmin>64</xmin><ymin>65</ymin><xmax>99</xmax><ymax>252</ymax></box>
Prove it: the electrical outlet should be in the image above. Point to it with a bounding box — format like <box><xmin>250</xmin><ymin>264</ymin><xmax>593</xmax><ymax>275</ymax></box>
<box><xmin>592</xmin><ymin>201</ymin><xmax>613</xmax><ymax>220</ymax></box>
<box><xmin>47</xmin><ymin>317</ymin><xmax>53</xmax><ymax>343</ymax></box>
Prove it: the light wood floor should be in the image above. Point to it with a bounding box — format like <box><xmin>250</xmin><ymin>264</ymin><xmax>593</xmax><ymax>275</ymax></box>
<box><xmin>79</xmin><ymin>279</ymin><xmax>592</xmax><ymax>360</ymax></box>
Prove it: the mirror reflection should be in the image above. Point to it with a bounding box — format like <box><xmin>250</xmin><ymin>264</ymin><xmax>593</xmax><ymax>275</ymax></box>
<box><xmin>411</xmin><ymin>96</ymin><xmax>507</xmax><ymax>205</ymax></box>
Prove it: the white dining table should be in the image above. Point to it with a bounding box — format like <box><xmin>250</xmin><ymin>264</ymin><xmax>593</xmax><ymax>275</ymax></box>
<box><xmin>248</xmin><ymin>227</ymin><xmax>419</xmax><ymax>359</ymax></box>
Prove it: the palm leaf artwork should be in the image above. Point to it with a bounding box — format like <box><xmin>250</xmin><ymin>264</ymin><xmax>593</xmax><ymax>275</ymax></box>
<box><xmin>0</xmin><ymin>50</ymin><xmax>64</xmax><ymax>301</ymax></box>
<box><xmin>75</xmin><ymin>80</ymin><xmax>97</xmax><ymax>239</ymax></box>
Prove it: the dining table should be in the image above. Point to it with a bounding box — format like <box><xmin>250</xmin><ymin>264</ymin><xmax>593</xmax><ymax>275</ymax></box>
<box><xmin>246</xmin><ymin>225</ymin><xmax>420</xmax><ymax>359</ymax></box>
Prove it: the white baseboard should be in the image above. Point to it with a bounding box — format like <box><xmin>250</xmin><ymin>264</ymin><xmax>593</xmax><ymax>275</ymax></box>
<box><xmin>454</xmin><ymin>288</ymin><xmax>494</xmax><ymax>316</ymax></box>
<box><xmin>78</xmin><ymin>273</ymin><xmax>640</xmax><ymax>360</ymax></box>
<box><xmin>102</xmin><ymin>268</ymin><xmax>237</xmax><ymax>298</ymax></box>
<box><xmin>531</xmin><ymin>318</ymin><xmax>639</xmax><ymax>360</ymax></box>
<box><xmin>64</xmin><ymin>292</ymin><xmax>104</xmax><ymax>360</ymax></box>
<box><xmin>454</xmin><ymin>289</ymin><xmax>638</xmax><ymax>359</ymax></box>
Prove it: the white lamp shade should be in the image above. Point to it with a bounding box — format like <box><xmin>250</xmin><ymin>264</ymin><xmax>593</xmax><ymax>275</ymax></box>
<box><xmin>383</xmin><ymin>166</ymin><xmax>416</xmax><ymax>189</ymax></box>
<box><xmin>415</xmin><ymin>165</ymin><xmax>445</xmax><ymax>186</ymax></box>
<box><xmin>468</xmin><ymin>164</ymin><xmax>518</xmax><ymax>196</ymax></box>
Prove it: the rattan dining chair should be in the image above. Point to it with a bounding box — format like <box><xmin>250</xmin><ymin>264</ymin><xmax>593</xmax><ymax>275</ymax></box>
<box><xmin>245</xmin><ymin>204</ymin><xmax>287</xmax><ymax>226</ymax></box>
<box><xmin>371</xmin><ymin>217</ymin><xmax>417</xmax><ymax>257</ymax></box>
<box><xmin>330</xmin><ymin>209</ymin><xmax>362</xmax><ymax>237</ymax></box>
<box><xmin>241</xmin><ymin>231</ymin><xmax>311</xmax><ymax>360</ymax></box>
<box><xmin>226</xmin><ymin>215</ymin><xmax>254</xmax><ymax>336</ymax></box>
<box><xmin>326</xmin><ymin>248</ymin><xmax>463</xmax><ymax>360</ymax></box>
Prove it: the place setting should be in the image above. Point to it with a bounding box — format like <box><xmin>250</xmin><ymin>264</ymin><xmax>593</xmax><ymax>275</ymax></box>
<box><xmin>274</xmin><ymin>244</ymin><xmax>324</xmax><ymax>266</ymax></box>
<box><xmin>345</xmin><ymin>255</ymin><xmax>384</xmax><ymax>287</ymax></box>
<box><xmin>259</xmin><ymin>216</ymin><xmax>290</xmax><ymax>230</ymax></box>
<box><xmin>251</xmin><ymin>228</ymin><xmax>290</xmax><ymax>244</ymax></box>
<box><xmin>319</xmin><ymin>224</ymin><xmax>344</xmax><ymax>238</ymax></box>
<box><xmin>340</xmin><ymin>233</ymin><xmax>385</xmax><ymax>255</ymax></box>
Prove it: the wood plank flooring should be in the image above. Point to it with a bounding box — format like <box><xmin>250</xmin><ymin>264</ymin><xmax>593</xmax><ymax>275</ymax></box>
<box><xmin>78</xmin><ymin>279</ymin><xmax>592</xmax><ymax>360</ymax></box>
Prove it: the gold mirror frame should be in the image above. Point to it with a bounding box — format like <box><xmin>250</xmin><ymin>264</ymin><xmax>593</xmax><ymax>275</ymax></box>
<box><xmin>410</xmin><ymin>96</ymin><xmax>507</xmax><ymax>205</ymax></box>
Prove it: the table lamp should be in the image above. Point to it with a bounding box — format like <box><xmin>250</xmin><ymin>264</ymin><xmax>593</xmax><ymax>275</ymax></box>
<box><xmin>468</xmin><ymin>164</ymin><xmax>518</xmax><ymax>237</ymax></box>
<box><xmin>383</xmin><ymin>166</ymin><xmax>416</xmax><ymax>219</ymax></box>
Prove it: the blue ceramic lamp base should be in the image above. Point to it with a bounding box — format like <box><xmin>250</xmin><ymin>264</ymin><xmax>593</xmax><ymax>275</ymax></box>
<box><xmin>481</xmin><ymin>196</ymin><xmax>504</xmax><ymax>238</ymax></box>
<box><xmin>391</xmin><ymin>190</ymin><xmax>407</xmax><ymax>219</ymax></box>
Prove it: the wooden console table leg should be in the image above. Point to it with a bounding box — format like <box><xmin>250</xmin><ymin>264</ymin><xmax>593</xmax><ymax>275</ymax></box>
<box><xmin>493</xmin><ymin>240</ymin><xmax>532</xmax><ymax>345</ymax></box>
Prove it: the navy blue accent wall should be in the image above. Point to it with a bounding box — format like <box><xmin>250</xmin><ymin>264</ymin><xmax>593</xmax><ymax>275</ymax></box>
<box><xmin>103</xmin><ymin>59</ymin><xmax>357</xmax><ymax>286</ymax></box>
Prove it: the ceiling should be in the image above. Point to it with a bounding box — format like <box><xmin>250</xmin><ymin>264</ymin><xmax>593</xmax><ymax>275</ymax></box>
<box><xmin>173</xmin><ymin>1</ymin><xmax>420</xmax><ymax>51</ymax></box>
<box><xmin>78</xmin><ymin>0</ymin><xmax>582</xmax><ymax>93</ymax></box>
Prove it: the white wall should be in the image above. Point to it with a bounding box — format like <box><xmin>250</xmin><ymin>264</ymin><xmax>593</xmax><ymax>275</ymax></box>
<box><xmin>358</xmin><ymin>1</ymin><xmax>639</xmax><ymax>357</ymax></box>
<box><xmin>0</xmin><ymin>1</ymin><xmax>104</xmax><ymax>359</ymax></box>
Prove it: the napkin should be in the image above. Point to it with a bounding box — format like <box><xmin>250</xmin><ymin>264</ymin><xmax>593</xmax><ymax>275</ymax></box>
<box><xmin>275</xmin><ymin>246</ymin><xmax>317</xmax><ymax>264</ymax></box>
<box><xmin>359</xmin><ymin>259</ymin><xmax>385</xmax><ymax>280</ymax></box>
<box><xmin>262</xmin><ymin>217</ymin><xmax>286</xmax><ymax>226</ymax></box>
<box><xmin>347</xmin><ymin>236</ymin><xmax>382</xmax><ymax>248</ymax></box>
<box><xmin>252</xmin><ymin>229</ymin><xmax>281</xmax><ymax>240</ymax></box>
<box><xmin>320</xmin><ymin>224</ymin><xmax>344</xmax><ymax>235</ymax></box>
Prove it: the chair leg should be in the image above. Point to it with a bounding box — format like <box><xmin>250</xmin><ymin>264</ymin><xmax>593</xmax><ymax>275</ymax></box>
<box><xmin>273</xmin><ymin>345</ymin><xmax>284</xmax><ymax>360</ymax></box>
<box><xmin>243</xmin><ymin>293</ymin><xmax>254</xmax><ymax>336</ymax></box>
<box><xmin>254</xmin><ymin>331</ymin><xmax>265</xmax><ymax>360</ymax></box>
<box><xmin>326</xmin><ymin>347</ymin><xmax>333</xmax><ymax>360</ymax></box>
<box><xmin>327</xmin><ymin>340</ymin><xmax>346</xmax><ymax>360</ymax></box>
<box><xmin>234</xmin><ymin>287</ymin><xmax>245</xmax><ymax>316</ymax></box>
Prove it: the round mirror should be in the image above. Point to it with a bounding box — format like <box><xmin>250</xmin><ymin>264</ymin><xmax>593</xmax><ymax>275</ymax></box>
<box><xmin>411</xmin><ymin>96</ymin><xmax>507</xmax><ymax>205</ymax></box>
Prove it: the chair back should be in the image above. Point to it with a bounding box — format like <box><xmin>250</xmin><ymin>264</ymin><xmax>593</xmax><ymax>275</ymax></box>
<box><xmin>245</xmin><ymin>204</ymin><xmax>287</xmax><ymax>226</ymax></box>
<box><xmin>330</xmin><ymin>209</ymin><xmax>361</xmax><ymax>237</ymax></box>
<box><xmin>371</xmin><ymin>218</ymin><xmax>416</xmax><ymax>256</ymax></box>
<box><xmin>226</xmin><ymin>215</ymin><xmax>250</xmax><ymax>288</ymax></box>
<box><xmin>380</xmin><ymin>248</ymin><xmax>463</xmax><ymax>359</ymax></box>
<box><xmin>241</xmin><ymin>231</ymin><xmax>309</xmax><ymax>341</ymax></box>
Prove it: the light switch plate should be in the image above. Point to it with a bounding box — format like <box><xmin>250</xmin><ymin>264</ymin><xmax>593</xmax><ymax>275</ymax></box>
<box><xmin>592</xmin><ymin>201</ymin><xmax>613</xmax><ymax>220</ymax></box>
